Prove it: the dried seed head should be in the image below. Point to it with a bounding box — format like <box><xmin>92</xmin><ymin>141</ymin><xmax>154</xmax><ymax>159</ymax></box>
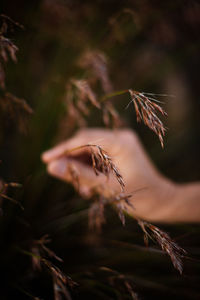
<box><xmin>0</xmin><ymin>35</ymin><xmax>18</xmax><ymax>63</ymax></box>
<box><xmin>71</xmin><ymin>79</ymin><xmax>100</xmax><ymax>109</ymax></box>
<box><xmin>63</xmin><ymin>79</ymin><xmax>100</xmax><ymax>130</ymax></box>
<box><xmin>138</xmin><ymin>220</ymin><xmax>186</xmax><ymax>274</ymax></box>
<box><xmin>100</xmin><ymin>267</ymin><xmax>139</xmax><ymax>300</ymax></box>
<box><xmin>128</xmin><ymin>90</ymin><xmax>167</xmax><ymax>147</ymax></box>
<box><xmin>30</xmin><ymin>235</ymin><xmax>77</xmax><ymax>299</ymax></box>
<box><xmin>79</xmin><ymin>50</ymin><xmax>113</xmax><ymax>93</ymax></box>
<box><xmin>42</xmin><ymin>259</ymin><xmax>77</xmax><ymax>300</ymax></box>
<box><xmin>88</xmin><ymin>195</ymin><xmax>106</xmax><ymax>232</ymax></box>
<box><xmin>61</xmin><ymin>144</ymin><xmax>125</xmax><ymax>194</ymax></box>
<box><xmin>0</xmin><ymin>92</ymin><xmax>33</xmax><ymax>133</ymax></box>
<box><xmin>32</xmin><ymin>235</ymin><xmax>63</xmax><ymax>266</ymax></box>
<box><xmin>89</xmin><ymin>144</ymin><xmax>125</xmax><ymax>190</ymax></box>
<box><xmin>88</xmin><ymin>189</ymin><xmax>133</xmax><ymax>231</ymax></box>
<box><xmin>0</xmin><ymin>15</ymin><xmax>20</xmax><ymax>89</ymax></box>
<box><xmin>113</xmin><ymin>192</ymin><xmax>134</xmax><ymax>226</ymax></box>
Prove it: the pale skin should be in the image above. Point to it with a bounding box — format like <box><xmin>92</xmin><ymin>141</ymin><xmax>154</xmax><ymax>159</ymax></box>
<box><xmin>42</xmin><ymin>128</ymin><xmax>200</xmax><ymax>223</ymax></box>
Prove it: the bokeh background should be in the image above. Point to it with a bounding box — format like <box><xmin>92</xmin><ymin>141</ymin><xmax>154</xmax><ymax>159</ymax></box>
<box><xmin>1</xmin><ymin>0</ymin><xmax>200</xmax><ymax>299</ymax></box>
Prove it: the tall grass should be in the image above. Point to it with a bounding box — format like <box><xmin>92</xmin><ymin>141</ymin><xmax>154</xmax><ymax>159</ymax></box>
<box><xmin>1</xmin><ymin>2</ymin><xmax>200</xmax><ymax>299</ymax></box>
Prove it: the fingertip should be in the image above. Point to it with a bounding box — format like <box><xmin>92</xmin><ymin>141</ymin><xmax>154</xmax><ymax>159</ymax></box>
<box><xmin>47</xmin><ymin>157</ymin><xmax>69</xmax><ymax>179</ymax></box>
<box><xmin>41</xmin><ymin>151</ymin><xmax>50</xmax><ymax>163</ymax></box>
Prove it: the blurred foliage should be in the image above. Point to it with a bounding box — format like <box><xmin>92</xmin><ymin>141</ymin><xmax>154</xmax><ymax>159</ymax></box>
<box><xmin>1</xmin><ymin>0</ymin><xmax>200</xmax><ymax>299</ymax></box>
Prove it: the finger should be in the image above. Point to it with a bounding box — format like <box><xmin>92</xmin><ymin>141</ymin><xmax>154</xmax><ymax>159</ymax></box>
<box><xmin>41</xmin><ymin>128</ymin><xmax>115</xmax><ymax>164</ymax></box>
<box><xmin>47</xmin><ymin>156</ymin><xmax>118</xmax><ymax>192</ymax></box>
<box><xmin>41</xmin><ymin>131</ymin><xmax>89</xmax><ymax>163</ymax></box>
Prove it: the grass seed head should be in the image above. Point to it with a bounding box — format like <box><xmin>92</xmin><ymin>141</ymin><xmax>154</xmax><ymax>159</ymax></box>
<box><xmin>79</xmin><ymin>50</ymin><xmax>113</xmax><ymax>93</ymax></box>
<box><xmin>138</xmin><ymin>220</ymin><xmax>186</xmax><ymax>274</ymax></box>
<box><xmin>71</xmin><ymin>79</ymin><xmax>100</xmax><ymax>109</ymax></box>
<box><xmin>89</xmin><ymin>144</ymin><xmax>125</xmax><ymax>190</ymax></box>
<box><xmin>128</xmin><ymin>89</ymin><xmax>167</xmax><ymax>147</ymax></box>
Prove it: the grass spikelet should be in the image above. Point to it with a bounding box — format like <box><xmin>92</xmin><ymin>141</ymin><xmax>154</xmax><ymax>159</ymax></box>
<box><xmin>79</xmin><ymin>50</ymin><xmax>112</xmax><ymax>93</ymax></box>
<box><xmin>128</xmin><ymin>89</ymin><xmax>167</xmax><ymax>147</ymax></box>
<box><xmin>63</xmin><ymin>79</ymin><xmax>100</xmax><ymax>129</ymax></box>
<box><xmin>71</xmin><ymin>79</ymin><xmax>100</xmax><ymax>109</ymax></box>
<box><xmin>0</xmin><ymin>180</ymin><xmax>24</xmax><ymax>210</ymax></box>
<box><xmin>88</xmin><ymin>191</ymin><xmax>133</xmax><ymax>231</ymax></box>
<box><xmin>88</xmin><ymin>195</ymin><xmax>106</xmax><ymax>232</ymax></box>
<box><xmin>90</xmin><ymin>145</ymin><xmax>125</xmax><ymax>190</ymax></box>
<box><xmin>138</xmin><ymin>220</ymin><xmax>186</xmax><ymax>274</ymax></box>
<box><xmin>113</xmin><ymin>192</ymin><xmax>134</xmax><ymax>226</ymax></box>
<box><xmin>28</xmin><ymin>235</ymin><xmax>77</xmax><ymax>300</ymax></box>
<box><xmin>65</xmin><ymin>144</ymin><xmax>125</xmax><ymax>191</ymax></box>
<box><xmin>100</xmin><ymin>267</ymin><xmax>139</xmax><ymax>300</ymax></box>
<box><xmin>0</xmin><ymin>14</ymin><xmax>21</xmax><ymax>88</ymax></box>
<box><xmin>0</xmin><ymin>92</ymin><xmax>33</xmax><ymax>133</ymax></box>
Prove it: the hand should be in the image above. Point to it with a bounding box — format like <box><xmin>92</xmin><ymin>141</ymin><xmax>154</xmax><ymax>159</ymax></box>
<box><xmin>41</xmin><ymin>128</ymin><xmax>200</xmax><ymax>223</ymax></box>
<box><xmin>41</xmin><ymin>128</ymin><xmax>163</xmax><ymax>193</ymax></box>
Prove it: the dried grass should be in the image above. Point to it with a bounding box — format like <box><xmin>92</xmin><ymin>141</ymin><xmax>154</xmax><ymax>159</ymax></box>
<box><xmin>0</xmin><ymin>15</ymin><xmax>32</xmax><ymax>132</ymax></box>
<box><xmin>100</xmin><ymin>267</ymin><xmax>139</xmax><ymax>300</ymax></box>
<box><xmin>79</xmin><ymin>50</ymin><xmax>113</xmax><ymax>93</ymax></box>
<box><xmin>138</xmin><ymin>219</ymin><xmax>186</xmax><ymax>274</ymax></box>
<box><xmin>128</xmin><ymin>90</ymin><xmax>167</xmax><ymax>147</ymax></box>
<box><xmin>0</xmin><ymin>14</ymin><xmax>23</xmax><ymax>88</ymax></box>
<box><xmin>65</xmin><ymin>144</ymin><xmax>125</xmax><ymax>191</ymax></box>
<box><xmin>30</xmin><ymin>235</ymin><xmax>77</xmax><ymax>300</ymax></box>
<box><xmin>65</xmin><ymin>143</ymin><xmax>186</xmax><ymax>275</ymax></box>
<box><xmin>0</xmin><ymin>180</ymin><xmax>24</xmax><ymax>210</ymax></box>
<box><xmin>88</xmin><ymin>190</ymin><xmax>133</xmax><ymax>232</ymax></box>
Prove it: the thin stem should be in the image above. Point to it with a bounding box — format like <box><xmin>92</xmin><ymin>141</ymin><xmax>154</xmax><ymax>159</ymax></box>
<box><xmin>101</xmin><ymin>89</ymin><xmax>129</xmax><ymax>102</ymax></box>
<box><xmin>0</xmin><ymin>192</ymin><xmax>24</xmax><ymax>210</ymax></box>
<box><xmin>61</xmin><ymin>144</ymin><xmax>97</xmax><ymax>157</ymax></box>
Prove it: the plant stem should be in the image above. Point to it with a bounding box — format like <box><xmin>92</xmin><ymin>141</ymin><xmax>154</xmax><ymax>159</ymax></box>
<box><xmin>100</xmin><ymin>89</ymin><xmax>129</xmax><ymax>102</ymax></box>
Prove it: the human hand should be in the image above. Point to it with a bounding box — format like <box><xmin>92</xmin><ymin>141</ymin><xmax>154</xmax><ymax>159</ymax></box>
<box><xmin>42</xmin><ymin>128</ymin><xmax>162</xmax><ymax>193</ymax></box>
<box><xmin>42</xmin><ymin>128</ymin><xmax>200</xmax><ymax>223</ymax></box>
<box><xmin>42</xmin><ymin>128</ymin><xmax>174</xmax><ymax>221</ymax></box>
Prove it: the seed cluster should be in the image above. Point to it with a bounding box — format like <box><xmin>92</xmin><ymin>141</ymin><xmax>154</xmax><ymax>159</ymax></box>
<box><xmin>129</xmin><ymin>89</ymin><xmax>167</xmax><ymax>147</ymax></box>
<box><xmin>90</xmin><ymin>144</ymin><xmax>125</xmax><ymax>190</ymax></box>
<box><xmin>138</xmin><ymin>220</ymin><xmax>186</xmax><ymax>274</ymax></box>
